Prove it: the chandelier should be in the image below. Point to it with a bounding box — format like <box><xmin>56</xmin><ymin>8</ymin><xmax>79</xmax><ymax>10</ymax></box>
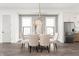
<box><xmin>33</xmin><ymin>3</ymin><xmax>43</xmax><ymax>34</ymax></box>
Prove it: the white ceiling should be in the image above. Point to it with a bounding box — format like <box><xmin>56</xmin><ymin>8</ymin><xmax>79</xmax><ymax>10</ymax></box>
<box><xmin>0</xmin><ymin>3</ymin><xmax>79</xmax><ymax>9</ymax></box>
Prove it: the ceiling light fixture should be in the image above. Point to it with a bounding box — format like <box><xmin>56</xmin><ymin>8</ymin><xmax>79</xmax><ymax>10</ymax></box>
<box><xmin>34</xmin><ymin>3</ymin><xmax>43</xmax><ymax>34</ymax></box>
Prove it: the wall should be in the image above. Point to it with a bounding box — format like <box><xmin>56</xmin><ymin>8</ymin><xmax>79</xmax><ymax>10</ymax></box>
<box><xmin>58</xmin><ymin>12</ymin><xmax>64</xmax><ymax>43</ymax></box>
<box><xmin>63</xmin><ymin>11</ymin><xmax>79</xmax><ymax>33</ymax></box>
<box><xmin>0</xmin><ymin>9</ymin><xmax>64</xmax><ymax>43</ymax></box>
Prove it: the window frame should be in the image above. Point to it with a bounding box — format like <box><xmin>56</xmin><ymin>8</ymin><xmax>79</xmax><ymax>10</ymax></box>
<box><xmin>23</xmin><ymin>26</ymin><xmax>32</xmax><ymax>36</ymax></box>
<box><xmin>45</xmin><ymin>26</ymin><xmax>54</xmax><ymax>35</ymax></box>
<box><xmin>20</xmin><ymin>16</ymin><xmax>32</xmax><ymax>36</ymax></box>
<box><xmin>45</xmin><ymin>16</ymin><xmax>56</xmax><ymax>35</ymax></box>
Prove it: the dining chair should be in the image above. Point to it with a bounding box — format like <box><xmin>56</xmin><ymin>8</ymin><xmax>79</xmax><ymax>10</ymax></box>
<box><xmin>28</xmin><ymin>34</ymin><xmax>39</xmax><ymax>53</ymax></box>
<box><xmin>39</xmin><ymin>34</ymin><xmax>50</xmax><ymax>52</ymax></box>
<box><xmin>18</xmin><ymin>32</ymin><xmax>25</xmax><ymax>48</ymax></box>
<box><xmin>53</xmin><ymin>33</ymin><xmax>58</xmax><ymax>51</ymax></box>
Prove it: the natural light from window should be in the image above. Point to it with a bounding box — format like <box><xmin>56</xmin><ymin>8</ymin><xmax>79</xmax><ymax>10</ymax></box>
<box><xmin>45</xmin><ymin>17</ymin><xmax>55</xmax><ymax>35</ymax></box>
<box><xmin>22</xmin><ymin>17</ymin><xmax>32</xmax><ymax>35</ymax></box>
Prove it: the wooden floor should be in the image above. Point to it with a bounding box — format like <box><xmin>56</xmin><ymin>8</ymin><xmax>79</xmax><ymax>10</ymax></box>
<box><xmin>0</xmin><ymin>43</ymin><xmax>79</xmax><ymax>56</ymax></box>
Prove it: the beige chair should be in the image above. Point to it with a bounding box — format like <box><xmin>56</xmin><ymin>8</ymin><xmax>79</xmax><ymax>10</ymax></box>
<box><xmin>53</xmin><ymin>33</ymin><xmax>58</xmax><ymax>51</ymax></box>
<box><xmin>17</xmin><ymin>32</ymin><xmax>25</xmax><ymax>48</ymax></box>
<box><xmin>28</xmin><ymin>34</ymin><xmax>39</xmax><ymax>53</ymax></box>
<box><xmin>39</xmin><ymin>34</ymin><xmax>50</xmax><ymax>52</ymax></box>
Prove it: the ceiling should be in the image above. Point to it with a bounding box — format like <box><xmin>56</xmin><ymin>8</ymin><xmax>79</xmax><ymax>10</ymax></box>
<box><xmin>0</xmin><ymin>3</ymin><xmax>79</xmax><ymax>9</ymax></box>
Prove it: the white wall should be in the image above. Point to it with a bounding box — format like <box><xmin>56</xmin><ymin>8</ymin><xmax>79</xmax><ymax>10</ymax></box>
<box><xmin>63</xmin><ymin>11</ymin><xmax>79</xmax><ymax>33</ymax></box>
<box><xmin>0</xmin><ymin>9</ymin><xmax>64</xmax><ymax>43</ymax></box>
<box><xmin>58</xmin><ymin>12</ymin><xmax>64</xmax><ymax>43</ymax></box>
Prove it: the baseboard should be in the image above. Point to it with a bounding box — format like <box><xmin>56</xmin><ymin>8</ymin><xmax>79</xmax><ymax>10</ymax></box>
<box><xmin>2</xmin><ymin>42</ymin><xmax>11</xmax><ymax>44</ymax></box>
<box><xmin>74</xmin><ymin>41</ymin><xmax>79</xmax><ymax>43</ymax></box>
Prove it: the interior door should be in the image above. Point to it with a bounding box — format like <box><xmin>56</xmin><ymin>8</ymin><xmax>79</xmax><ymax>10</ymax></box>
<box><xmin>2</xmin><ymin>15</ymin><xmax>11</xmax><ymax>43</ymax></box>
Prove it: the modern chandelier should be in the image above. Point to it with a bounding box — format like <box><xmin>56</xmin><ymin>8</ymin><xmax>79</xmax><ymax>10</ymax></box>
<box><xmin>34</xmin><ymin>3</ymin><xmax>43</xmax><ymax>34</ymax></box>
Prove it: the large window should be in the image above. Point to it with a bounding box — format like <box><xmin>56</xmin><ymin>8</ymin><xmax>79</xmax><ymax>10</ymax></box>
<box><xmin>22</xmin><ymin>17</ymin><xmax>32</xmax><ymax>35</ymax></box>
<box><xmin>20</xmin><ymin>15</ymin><xmax>57</xmax><ymax>37</ymax></box>
<box><xmin>45</xmin><ymin>17</ymin><xmax>56</xmax><ymax>35</ymax></box>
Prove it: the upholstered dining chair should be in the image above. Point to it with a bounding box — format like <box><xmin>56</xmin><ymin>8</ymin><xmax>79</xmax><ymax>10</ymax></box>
<box><xmin>28</xmin><ymin>34</ymin><xmax>39</xmax><ymax>53</ymax></box>
<box><xmin>53</xmin><ymin>33</ymin><xmax>58</xmax><ymax>51</ymax></box>
<box><xmin>39</xmin><ymin>34</ymin><xmax>50</xmax><ymax>52</ymax></box>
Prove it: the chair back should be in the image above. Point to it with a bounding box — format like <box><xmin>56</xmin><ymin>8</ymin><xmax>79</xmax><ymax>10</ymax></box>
<box><xmin>54</xmin><ymin>33</ymin><xmax>58</xmax><ymax>41</ymax></box>
<box><xmin>29</xmin><ymin>34</ymin><xmax>39</xmax><ymax>46</ymax></box>
<box><xmin>39</xmin><ymin>34</ymin><xmax>50</xmax><ymax>46</ymax></box>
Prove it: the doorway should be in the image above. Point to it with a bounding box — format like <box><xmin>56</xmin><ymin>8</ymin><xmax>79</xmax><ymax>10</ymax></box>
<box><xmin>64</xmin><ymin>22</ymin><xmax>75</xmax><ymax>43</ymax></box>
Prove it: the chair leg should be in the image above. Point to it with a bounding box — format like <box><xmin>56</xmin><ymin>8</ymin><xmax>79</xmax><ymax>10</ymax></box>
<box><xmin>55</xmin><ymin>43</ymin><xmax>57</xmax><ymax>50</ymax></box>
<box><xmin>48</xmin><ymin>46</ymin><xmax>50</xmax><ymax>53</ymax></box>
<box><xmin>54</xmin><ymin>43</ymin><xmax>57</xmax><ymax>51</ymax></box>
<box><xmin>29</xmin><ymin>46</ymin><xmax>31</xmax><ymax>53</ymax></box>
<box><xmin>47</xmin><ymin>46</ymin><xmax>50</xmax><ymax>53</ymax></box>
<box><xmin>41</xmin><ymin>46</ymin><xmax>43</xmax><ymax>52</ymax></box>
<box><xmin>36</xmin><ymin>46</ymin><xmax>38</xmax><ymax>52</ymax></box>
<box><xmin>21</xmin><ymin>43</ymin><xmax>23</xmax><ymax>48</ymax></box>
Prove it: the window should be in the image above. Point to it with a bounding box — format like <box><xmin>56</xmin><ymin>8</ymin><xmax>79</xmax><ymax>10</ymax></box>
<box><xmin>22</xmin><ymin>17</ymin><xmax>32</xmax><ymax>35</ymax></box>
<box><xmin>22</xmin><ymin>17</ymin><xmax>32</xmax><ymax>27</ymax></box>
<box><xmin>23</xmin><ymin>27</ymin><xmax>31</xmax><ymax>35</ymax></box>
<box><xmin>46</xmin><ymin>27</ymin><xmax>54</xmax><ymax>35</ymax></box>
<box><xmin>45</xmin><ymin>17</ymin><xmax>56</xmax><ymax>35</ymax></box>
<box><xmin>20</xmin><ymin>15</ymin><xmax>57</xmax><ymax>37</ymax></box>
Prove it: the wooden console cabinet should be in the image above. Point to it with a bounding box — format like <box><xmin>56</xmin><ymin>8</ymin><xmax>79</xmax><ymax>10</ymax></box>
<box><xmin>74</xmin><ymin>33</ymin><xmax>79</xmax><ymax>42</ymax></box>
